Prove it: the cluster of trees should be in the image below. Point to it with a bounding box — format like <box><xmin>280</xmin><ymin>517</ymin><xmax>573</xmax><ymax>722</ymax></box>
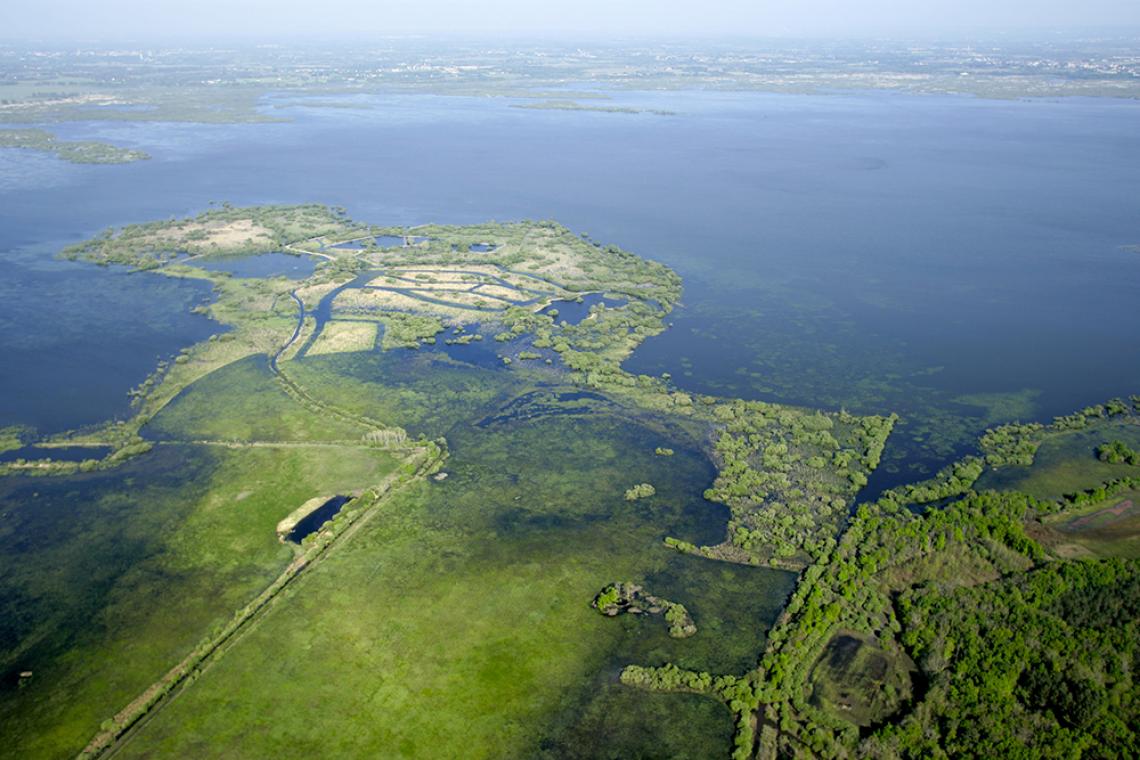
<box><xmin>1059</xmin><ymin>475</ymin><xmax>1140</xmax><ymax>510</ymax></box>
<box><xmin>0</xmin><ymin>424</ymin><xmax>27</xmax><ymax>453</ymax></box>
<box><xmin>876</xmin><ymin>559</ymin><xmax>1140</xmax><ymax>758</ymax></box>
<box><xmin>377</xmin><ymin>313</ymin><xmax>444</xmax><ymax>349</ymax></box>
<box><xmin>696</xmin><ymin>401</ymin><xmax>895</xmax><ymax>565</ymax></box>
<box><xmin>1097</xmin><ymin>439</ymin><xmax>1140</xmax><ymax>465</ymax></box>
<box><xmin>442</xmin><ymin>332</ymin><xmax>481</xmax><ymax>345</ymax></box>
<box><xmin>662</xmin><ymin>601</ymin><xmax>697</xmax><ymax>638</ymax></box>
<box><xmin>592</xmin><ymin>582</ymin><xmax>697</xmax><ymax>638</ymax></box>
<box><xmin>629</xmin><ymin>401</ymin><xmax>1140</xmax><ymax>759</ymax></box>
<box><xmin>1052</xmin><ymin>398</ymin><xmax>1133</xmax><ymax>430</ymax></box>
<box><xmin>977</xmin><ymin>397</ymin><xmax>1138</xmax><ymax>467</ymax></box>
<box><xmin>979</xmin><ymin>421</ymin><xmax>1043</xmax><ymax>465</ymax></box>
<box><xmin>876</xmin><ymin>456</ymin><xmax>985</xmax><ymax>509</ymax></box>
<box><xmin>755</xmin><ymin>485</ymin><xmax>1054</xmax><ymax>758</ymax></box>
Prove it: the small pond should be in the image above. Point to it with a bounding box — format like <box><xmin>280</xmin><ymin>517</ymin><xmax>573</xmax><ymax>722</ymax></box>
<box><xmin>287</xmin><ymin>495</ymin><xmax>352</xmax><ymax>543</ymax></box>
<box><xmin>420</xmin><ymin>323</ymin><xmax>508</xmax><ymax>370</ymax></box>
<box><xmin>195</xmin><ymin>252</ymin><xmax>316</xmax><ymax>279</ymax></box>
<box><xmin>541</xmin><ymin>293</ymin><xmax>628</xmax><ymax>326</ymax></box>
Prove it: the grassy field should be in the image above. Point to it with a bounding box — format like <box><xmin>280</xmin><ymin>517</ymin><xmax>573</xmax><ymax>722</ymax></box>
<box><xmin>808</xmin><ymin>632</ymin><xmax>915</xmax><ymax>727</ymax></box>
<box><xmin>976</xmin><ymin>419</ymin><xmax>1140</xmax><ymax>500</ymax></box>
<box><xmin>0</xmin><ymin>443</ymin><xmax>400</xmax><ymax>760</ymax></box>
<box><xmin>144</xmin><ymin>355</ymin><xmax>372</xmax><ymax>443</ymax></box>
<box><xmin>115</xmin><ymin>411</ymin><xmax>794</xmax><ymax>758</ymax></box>
<box><xmin>305</xmin><ymin>320</ymin><xmax>378</xmax><ymax>356</ymax></box>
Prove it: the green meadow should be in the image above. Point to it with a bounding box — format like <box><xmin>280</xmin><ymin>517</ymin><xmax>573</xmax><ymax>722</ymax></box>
<box><xmin>116</xmin><ymin>408</ymin><xmax>795</xmax><ymax>758</ymax></box>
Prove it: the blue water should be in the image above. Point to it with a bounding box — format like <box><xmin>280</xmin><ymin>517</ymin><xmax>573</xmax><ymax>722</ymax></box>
<box><xmin>542</xmin><ymin>294</ymin><xmax>628</xmax><ymax>326</ymax></box>
<box><xmin>287</xmin><ymin>495</ymin><xmax>352</xmax><ymax>542</ymax></box>
<box><xmin>2</xmin><ymin>91</ymin><xmax>1138</xmax><ymax>472</ymax></box>
<box><xmin>194</xmin><ymin>252</ymin><xmax>316</xmax><ymax>279</ymax></box>
<box><xmin>0</xmin><ymin>252</ymin><xmax>217</xmax><ymax>434</ymax></box>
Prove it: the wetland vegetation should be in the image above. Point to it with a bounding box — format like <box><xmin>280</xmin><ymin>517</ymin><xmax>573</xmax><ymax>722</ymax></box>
<box><xmin>2</xmin><ymin>201</ymin><xmax>1138</xmax><ymax>759</ymax></box>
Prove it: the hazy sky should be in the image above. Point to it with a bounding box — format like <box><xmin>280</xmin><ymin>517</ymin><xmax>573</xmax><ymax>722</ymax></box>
<box><xmin>4</xmin><ymin>0</ymin><xmax>1140</xmax><ymax>41</ymax></box>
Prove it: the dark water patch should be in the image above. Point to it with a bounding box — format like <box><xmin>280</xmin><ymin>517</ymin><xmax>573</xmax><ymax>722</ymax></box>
<box><xmin>826</xmin><ymin>634</ymin><xmax>863</xmax><ymax>669</ymax></box>
<box><xmin>541</xmin><ymin>293</ymin><xmax>628</xmax><ymax>326</ymax></box>
<box><xmin>475</xmin><ymin>388</ymin><xmax>610</xmax><ymax>428</ymax></box>
<box><xmin>537</xmin><ymin>688</ymin><xmax>734</xmax><ymax>759</ymax></box>
<box><xmin>0</xmin><ymin>444</ymin><xmax>217</xmax><ymax>684</ymax></box>
<box><xmin>535</xmin><ymin>552</ymin><xmax>793</xmax><ymax>757</ymax></box>
<box><xmin>492</xmin><ymin>505</ymin><xmax>610</xmax><ymax>534</ymax></box>
<box><xmin>855</xmin><ymin>434</ymin><xmax>979</xmax><ymax>506</ymax></box>
<box><xmin>332</xmin><ymin>235</ymin><xmax>396</xmax><ymax>250</ymax></box>
<box><xmin>194</xmin><ymin>252</ymin><xmax>315</xmax><ymax>280</ymax></box>
<box><xmin>287</xmin><ymin>495</ymin><xmax>351</xmax><ymax>543</ymax></box>
<box><xmin>0</xmin><ymin>256</ymin><xmax>219</xmax><ymax>435</ymax></box>
<box><xmin>453</xmin><ymin>406</ymin><xmax>727</xmax><ymax>547</ymax></box>
<box><xmin>557</xmin><ymin>391</ymin><xmax>608</xmax><ymax>403</ymax></box>
<box><xmin>0</xmin><ymin>445</ymin><xmax>112</xmax><ymax>464</ymax></box>
<box><xmin>421</xmin><ymin>323</ymin><xmax>506</xmax><ymax>370</ymax></box>
<box><xmin>640</xmin><ymin>553</ymin><xmax>797</xmax><ymax>673</ymax></box>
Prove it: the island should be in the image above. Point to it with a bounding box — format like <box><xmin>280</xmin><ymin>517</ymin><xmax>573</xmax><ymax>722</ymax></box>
<box><xmin>0</xmin><ymin>128</ymin><xmax>149</xmax><ymax>163</ymax></box>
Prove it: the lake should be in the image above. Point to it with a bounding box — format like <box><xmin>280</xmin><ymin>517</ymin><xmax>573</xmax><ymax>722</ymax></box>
<box><xmin>1</xmin><ymin>89</ymin><xmax>1138</xmax><ymax>477</ymax></box>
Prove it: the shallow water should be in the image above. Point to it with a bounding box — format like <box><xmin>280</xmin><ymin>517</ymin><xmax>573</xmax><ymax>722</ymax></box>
<box><xmin>0</xmin><ymin>252</ymin><xmax>218</xmax><ymax>435</ymax></box>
